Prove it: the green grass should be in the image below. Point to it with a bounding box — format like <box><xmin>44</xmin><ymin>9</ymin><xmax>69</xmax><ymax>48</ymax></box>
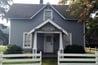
<box><xmin>43</xmin><ymin>59</ymin><xmax>57</xmax><ymax>65</ymax></box>
<box><xmin>3</xmin><ymin>61</ymin><xmax>40</xmax><ymax>64</ymax></box>
<box><xmin>0</xmin><ymin>45</ymin><xmax>7</xmax><ymax>53</ymax></box>
<box><xmin>2</xmin><ymin>59</ymin><xmax>57</xmax><ymax>65</ymax></box>
<box><xmin>4</xmin><ymin>59</ymin><xmax>57</xmax><ymax>65</ymax></box>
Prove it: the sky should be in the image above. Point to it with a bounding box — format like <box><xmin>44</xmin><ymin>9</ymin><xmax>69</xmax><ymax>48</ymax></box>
<box><xmin>0</xmin><ymin>0</ymin><xmax>60</xmax><ymax>26</ymax></box>
<box><xmin>13</xmin><ymin>0</ymin><xmax>60</xmax><ymax>4</ymax></box>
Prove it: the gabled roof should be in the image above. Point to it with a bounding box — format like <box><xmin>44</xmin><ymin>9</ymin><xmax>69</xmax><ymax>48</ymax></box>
<box><xmin>28</xmin><ymin>19</ymin><xmax>69</xmax><ymax>36</ymax></box>
<box><xmin>5</xmin><ymin>4</ymin><xmax>44</xmax><ymax>19</ymax></box>
<box><xmin>5</xmin><ymin>3</ymin><xmax>82</xmax><ymax>20</ymax></box>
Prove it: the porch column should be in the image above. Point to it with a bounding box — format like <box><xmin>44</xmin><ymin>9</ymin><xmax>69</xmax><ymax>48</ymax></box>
<box><xmin>59</xmin><ymin>32</ymin><xmax>63</xmax><ymax>53</ymax></box>
<box><xmin>69</xmin><ymin>33</ymin><xmax>72</xmax><ymax>45</ymax></box>
<box><xmin>33</xmin><ymin>32</ymin><xmax>37</xmax><ymax>53</ymax></box>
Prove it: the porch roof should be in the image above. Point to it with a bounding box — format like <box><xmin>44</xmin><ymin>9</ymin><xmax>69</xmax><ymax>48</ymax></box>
<box><xmin>28</xmin><ymin>19</ymin><xmax>69</xmax><ymax>36</ymax></box>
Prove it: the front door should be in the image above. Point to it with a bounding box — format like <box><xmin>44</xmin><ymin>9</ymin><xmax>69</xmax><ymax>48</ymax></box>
<box><xmin>44</xmin><ymin>34</ymin><xmax>53</xmax><ymax>53</ymax></box>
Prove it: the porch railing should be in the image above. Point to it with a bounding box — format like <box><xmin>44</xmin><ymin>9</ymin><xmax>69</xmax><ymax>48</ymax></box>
<box><xmin>0</xmin><ymin>51</ymin><xmax>42</xmax><ymax>65</ymax></box>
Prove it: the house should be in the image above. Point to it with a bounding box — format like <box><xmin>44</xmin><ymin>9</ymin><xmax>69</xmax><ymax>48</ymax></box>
<box><xmin>5</xmin><ymin>0</ymin><xmax>85</xmax><ymax>56</ymax></box>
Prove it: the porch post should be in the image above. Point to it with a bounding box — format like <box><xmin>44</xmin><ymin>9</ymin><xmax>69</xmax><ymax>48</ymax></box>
<box><xmin>59</xmin><ymin>32</ymin><xmax>63</xmax><ymax>53</ymax></box>
<box><xmin>33</xmin><ymin>32</ymin><xmax>37</xmax><ymax>53</ymax></box>
<box><xmin>69</xmin><ymin>33</ymin><xmax>72</xmax><ymax>45</ymax></box>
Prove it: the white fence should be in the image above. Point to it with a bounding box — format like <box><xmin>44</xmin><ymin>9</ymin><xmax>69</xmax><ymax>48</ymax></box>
<box><xmin>58</xmin><ymin>51</ymin><xmax>98</xmax><ymax>65</ymax></box>
<box><xmin>0</xmin><ymin>52</ymin><xmax>42</xmax><ymax>65</ymax></box>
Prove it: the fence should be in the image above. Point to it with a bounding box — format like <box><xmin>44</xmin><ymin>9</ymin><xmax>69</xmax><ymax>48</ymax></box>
<box><xmin>85</xmin><ymin>47</ymin><xmax>96</xmax><ymax>53</ymax></box>
<box><xmin>0</xmin><ymin>51</ymin><xmax>42</xmax><ymax>65</ymax></box>
<box><xmin>58</xmin><ymin>51</ymin><xmax>98</xmax><ymax>65</ymax></box>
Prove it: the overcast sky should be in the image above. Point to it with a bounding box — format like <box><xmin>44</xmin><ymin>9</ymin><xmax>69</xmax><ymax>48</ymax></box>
<box><xmin>13</xmin><ymin>0</ymin><xmax>60</xmax><ymax>4</ymax></box>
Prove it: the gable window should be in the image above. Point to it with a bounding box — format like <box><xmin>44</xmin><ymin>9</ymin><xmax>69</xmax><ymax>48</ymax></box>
<box><xmin>23</xmin><ymin>32</ymin><xmax>32</xmax><ymax>48</ymax></box>
<box><xmin>44</xmin><ymin>9</ymin><xmax>53</xmax><ymax>20</ymax></box>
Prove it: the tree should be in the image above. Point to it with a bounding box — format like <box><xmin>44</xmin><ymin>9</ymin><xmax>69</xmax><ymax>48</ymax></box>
<box><xmin>0</xmin><ymin>0</ymin><xmax>12</xmax><ymax>45</ymax></box>
<box><xmin>58</xmin><ymin>0</ymin><xmax>98</xmax><ymax>47</ymax></box>
<box><xmin>59</xmin><ymin>0</ymin><xmax>98</xmax><ymax>21</ymax></box>
<box><xmin>0</xmin><ymin>0</ymin><xmax>13</xmax><ymax>18</ymax></box>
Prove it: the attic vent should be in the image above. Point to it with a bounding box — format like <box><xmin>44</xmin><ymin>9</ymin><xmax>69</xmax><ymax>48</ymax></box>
<box><xmin>43</xmin><ymin>9</ymin><xmax>53</xmax><ymax>20</ymax></box>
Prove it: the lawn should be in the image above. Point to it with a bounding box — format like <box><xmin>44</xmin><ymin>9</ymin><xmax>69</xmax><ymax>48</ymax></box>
<box><xmin>43</xmin><ymin>59</ymin><xmax>57</xmax><ymax>65</ymax></box>
<box><xmin>3</xmin><ymin>59</ymin><xmax>57</xmax><ymax>65</ymax></box>
<box><xmin>0</xmin><ymin>45</ymin><xmax>7</xmax><ymax>53</ymax></box>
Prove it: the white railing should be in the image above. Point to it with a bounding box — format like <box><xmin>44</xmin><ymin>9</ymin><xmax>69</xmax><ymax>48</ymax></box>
<box><xmin>0</xmin><ymin>51</ymin><xmax>42</xmax><ymax>65</ymax></box>
<box><xmin>58</xmin><ymin>51</ymin><xmax>98</xmax><ymax>65</ymax></box>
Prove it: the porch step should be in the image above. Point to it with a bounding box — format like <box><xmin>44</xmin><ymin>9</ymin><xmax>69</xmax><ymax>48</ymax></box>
<box><xmin>42</xmin><ymin>53</ymin><xmax>57</xmax><ymax>59</ymax></box>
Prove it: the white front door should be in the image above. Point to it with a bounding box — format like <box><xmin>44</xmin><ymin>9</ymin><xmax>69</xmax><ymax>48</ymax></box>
<box><xmin>44</xmin><ymin>34</ymin><xmax>53</xmax><ymax>53</ymax></box>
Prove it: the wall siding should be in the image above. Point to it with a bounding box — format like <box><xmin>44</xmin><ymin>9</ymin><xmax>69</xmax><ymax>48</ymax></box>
<box><xmin>53</xmin><ymin>10</ymin><xmax>84</xmax><ymax>46</ymax></box>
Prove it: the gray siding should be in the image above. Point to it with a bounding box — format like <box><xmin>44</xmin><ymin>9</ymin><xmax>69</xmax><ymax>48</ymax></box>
<box><xmin>37</xmin><ymin>33</ymin><xmax>44</xmax><ymax>52</ymax></box>
<box><xmin>9</xmin><ymin>10</ymin><xmax>44</xmax><ymax>48</ymax></box>
<box><xmin>53</xmin><ymin>10</ymin><xmax>84</xmax><ymax>46</ymax></box>
<box><xmin>54</xmin><ymin>34</ymin><xmax>59</xmax><ymax>52</ymax></box>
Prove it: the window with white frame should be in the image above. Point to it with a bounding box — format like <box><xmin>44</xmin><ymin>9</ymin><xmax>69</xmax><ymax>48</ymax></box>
<box><xmin>44</xmin><ymin>9</ymin><xmax>53</xmax><ymax>20</ymax></box>
<box><xmin>23</xmin><ymin>32</ymin><xmax>32</xmax><ymax>48</ymax></box>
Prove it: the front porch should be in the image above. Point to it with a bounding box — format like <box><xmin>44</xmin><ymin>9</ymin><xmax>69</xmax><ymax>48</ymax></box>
<box><xmin>26</xmin><ymin>19</ymin><xmax>71</xmax><ymax>57</ymax></box>
<box><xmin>32</xmin><ymin>32</ymin><xmax>64</xmax><ymax>55</ymax></box>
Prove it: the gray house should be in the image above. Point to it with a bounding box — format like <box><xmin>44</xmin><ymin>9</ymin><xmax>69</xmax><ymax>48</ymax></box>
<box><xmin>5</xmin><ymin>1</ymin><xmax>85</xmax><ymax>55</ymax></box>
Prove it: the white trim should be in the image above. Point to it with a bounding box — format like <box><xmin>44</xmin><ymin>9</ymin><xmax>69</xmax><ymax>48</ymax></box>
<box><xmin>33</xmin><ymin>32</ymin><xmax>37</xmax><ymax>50</ymax></box>
<box><xmin>59</xmin><ymin>32</ymin><xmax>63</xmax><ymax>50</ymax></box>
<box><xmin>69</xmin><ymin>33</ymin><xmax>72</xmax><ymax>45</ymax></box>
<box><xmin>43</xmin><ymin>9</ymin><xmax>53</xmax><ymax>21</ymax></box>
<box><xmin>9</xmin><ymin>20</ymin><xmax>11</xmax><ymax>44</ymax></box>
<box><xmin>95</xmin><ymin>11</ymin><xmax>98</xmax><ymax>14</ymax></box>
<box><xmin>96</xmin><ymin>15</ymin><xmax>98</xmax><ymax>17</ymax></box>
<box><xmin>28</xmin><ymin>19</ymin><xmax>69</xmax><ymax>36</ymax></box>
<box><xmin>44</xmin><ymin>34</ymin><xmax>46</xmax><ymax>52</ymax></box>
<box><xmin>7</xmin><ymin>18</ymin><xmax>32</xmax><ymax>20</ymax></box>
<box><xmin>83</xmin><ymin>22</ymin><xmax>85</xmax><ymax>48</ymax></box>
<box><xmin>30</xmin><ymin>5</ymin><xmax>46</xmax><ymax>19</ymax></box>
<box><xmin>49</xmin><ymin>4</ymin><xmax>66</xmax><ymax>20</ymax></box>
<box><xmin>23</xmin><ymin>32</ymin><xmax>32</xmax><ymax>48</ymax></box>
<box><xmin>37</xmin><ymin>31</ymin><xmax>61</xmax><ymax>33</ymax></box>
<box><xmin>23</xmin><ymin>32</ymin><xmax>25</xmax><ymax>48</ymax></box>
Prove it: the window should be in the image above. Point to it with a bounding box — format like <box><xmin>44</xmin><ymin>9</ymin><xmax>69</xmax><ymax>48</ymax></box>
<box><xmin>23</xmin><ymin>32</ymin><xmax>32</xmax><ymax>48</ymax></box>
<box><xmin>44</xmin><ymin>9</ymin><xmax>53</xmax><ymax>20</ymax></box>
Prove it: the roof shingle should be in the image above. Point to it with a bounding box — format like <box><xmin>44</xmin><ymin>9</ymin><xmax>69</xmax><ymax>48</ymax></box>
<box><xmin>5</xmin><ymin>3</ymin><xmax>82</xmax><ymax>20</ymax></box>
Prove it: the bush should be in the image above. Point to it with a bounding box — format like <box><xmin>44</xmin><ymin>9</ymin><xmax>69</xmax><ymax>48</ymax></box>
<box><xmin>64</xmin><ymin>45</ymin><xmax>85</xmax><ymax>53</ymax></box>
<box><xmin>4</xmin><ymin>44</ymin><xmax>23</xmax><ymax>54</ymax></box>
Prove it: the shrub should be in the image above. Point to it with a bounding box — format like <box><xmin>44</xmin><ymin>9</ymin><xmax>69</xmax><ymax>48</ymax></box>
<box><xmin>64</xmin><ymin>45</ymin><xmax>85</xmax><ymax>53</ymax></box>
<box><xmin>4</xmin><ymin>44</ymin><xmax>23</xmax><ymax>54</ymax></box>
